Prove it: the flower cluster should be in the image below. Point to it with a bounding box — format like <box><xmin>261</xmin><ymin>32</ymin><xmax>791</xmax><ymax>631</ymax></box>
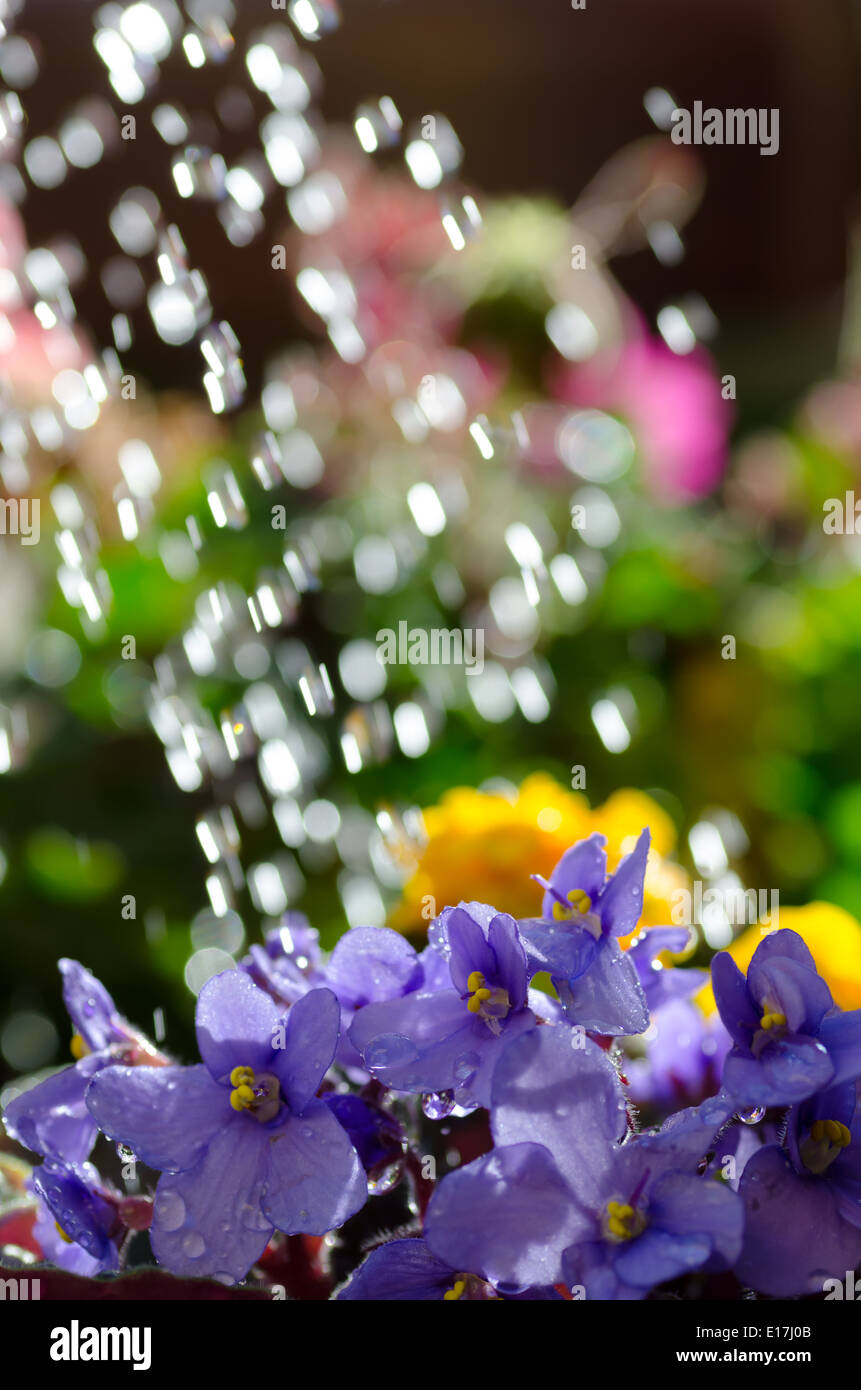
<box><xmin>3</xmin><ymin>824</ymin><xmax>861</xmax><ymax>1299</ymax></box>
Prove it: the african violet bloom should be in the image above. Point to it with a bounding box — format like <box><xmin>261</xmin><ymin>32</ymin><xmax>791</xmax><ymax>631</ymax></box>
<box><xmin>517</xmin><ymin>830</ymin><xmax>651</xmax><ymax>1036</ymax></box>
<box><xmin>627</xmin><ymin>927</ymin><xmax>706</xmax><ymax>1013</ymax></box>
<box><xmin>244</xmin><ymin>919</ymin><xmax>443</xmax><ymax>1070</ymax></box>
<box><xmin>2</xmin><ymin>959</ymin><xmax>163</xmax><ymax>1166</ymax></box>
<box><xmin>427</xmin><ymin>1025</ymin><xmax>742</xmax><ymax>1298</ymax></box>
<box><xmin>29</xmin><ymin>1158</ymin><xmax>120</xmax><ymax>1277</ymax></box>
<box><xmin>85</xmin><ymin>971</ymin><xmax>366</xmax><ymax>1283</ymax></box>
<box><xmin>240</xmin><ymin>911</ymin><xmax>325</xmax><ymax>1007</ymax></box>
<box><xmin>734</xmin><ymin>1082</ymin><xmax>861</xmax><ymax>1296</ymax></box>
<box><xmin>711</xmin><ymin>929</ymin><xmax>861</xmax><ymax>1107</ymax></box>
<box><xmin>314</xmin><ymin>926</ymin><xmax>437</xmax><ymax>1069</ymax></box>
<box><xmin>627</xmin><ymin>997</ymin><xmax>731</xmax><ymax>1110</ymax></box>
<box><xmin>338</xmin><ymin>1233</ymin><xmax>560</xmax><ymax>1301</ymax></box>
<box><xmin>349</xmin><ymin>901</ymin><xmax>536</xmax><ymax>1110</ymax></box>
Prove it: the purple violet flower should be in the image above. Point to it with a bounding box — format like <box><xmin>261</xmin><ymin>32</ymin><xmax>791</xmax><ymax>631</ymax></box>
<box><xmin>428</xmin><ymin>1024</ymin><xmax>743</xmax><ymax>1298</ymax></box>
<box><xmin>349</xmin><ymin>901</ymin><xmax>536</xmax><ymax>1110</ymax></box>
<box><xmin>627</xmin><ymin>926</ymin><xmax>707</xmax><ymax>1013</ymax></box>
<box><xmin>734</xmin><ymin>1082</ymin><xmax>861</xmax><ymax>1295</ymax></box>
<box><xmin>337</xmin><ymin>1233</ymin><xmax>560</xmax><ymax>1300</ymax></box>
<box><xmin>243</xmin><ymin>919</ymin><xmax>439</xmax><ymax>1071</ymax></box>
<box><xmin>29</xmin><ymin>1157</ymin><xmax>120</xmax><ymax>1276</ymax></box>
<box><xmin>516</xmin><ymin>831</ymin><xmax>652</xmax><ymax>1036</ymax></box>
<box><xmin>85</xmin><ymin>971</ymin><xmax>366</xmax><ymax>1283</ymax></box>
<box><xmin>240</xmin><ymin>912</ymin><xmax>325</xmax><ymax>1007</ymax></box>
<box><xmin>627</xmin><ymin>997</ymin><xmax>731</xmax><ymax>1110</ymax></box>
<box><xmin>322</xmin><ymin>1092</ymin><xmax>405</xmax><ymax>1184</ymax></box>
<box><xmin>2</xmin><ymin>959</ymin><xmax>163</xmax><ymax>1165</ymax></box>
<box><xmin>711</xmin><ymin>929</ymin><xmax>861</xmax><ymax>1107</ymax></box>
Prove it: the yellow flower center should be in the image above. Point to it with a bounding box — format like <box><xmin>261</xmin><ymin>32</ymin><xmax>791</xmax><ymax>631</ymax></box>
<box><xmin>758</xmin><ymin>1010</ymin><xmax>786</xmax><ymax>1032</ymax></box>
<box><xmin>464</xmin><ymin>971</ymin><xmax>510</xmax><ymax>1034</ymax></box>
<box><xmin>228</xmin><ymin>1064</ymin><xmax>281</xmax><ymax>1122</ymax></box>
<box><xmin>441</xmin><ymin>1272</ymin><xmax>498</xmax><ymax>1300</ymax></box>
<box><xmin>751</xmin><ymin>999</ymin><xmax>789</xmax><ymax>1057</ymax></box>
<box><xmin>800</xmin><ymin>1118</ymin><xmax>852</xmax><ymax>1176</ymax></box>
<box><xmin>552</xmin><ymin>889</ymin><xmax>592</xmax><ymax>922</ymax></box>
<box><xmin>70</xmin><ymin>1033</ymin><xmax>90</xmax><ymax>1060</ymax></box>
<box><xmin>604</xmin><ymin>1199</ymin><xmax>647</xmax><ymax>1243</ymax></box>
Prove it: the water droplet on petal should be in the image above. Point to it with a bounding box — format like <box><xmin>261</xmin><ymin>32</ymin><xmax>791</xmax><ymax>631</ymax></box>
<box><xmin>156</xmin><ymin>1191</ymin><xmax>186</xmax><ymax>1231</ymax></box>
<box><xmin>422</xmin><ymin>1090</ymin><xmax>455</xmax><ymax>1120</ymax></box>
<box><xmin>365</xmin><ymin>1033</ymin><xmax>418</xmax><ymax>1070</ymax></box>
<box><xmin>453</xmin><ymin>1052</ymin><xmax>480</xmax><ymax>1085</ymax></box>
<box><xmin>182</xmin><ymin>1231</ymin><xmax>206</xmax><ymax>1258</ymax></box>
<box><xmin>367</xmin><ymin>1164</ymin><xmax>400</xmax><ymax>1196</ymax></box>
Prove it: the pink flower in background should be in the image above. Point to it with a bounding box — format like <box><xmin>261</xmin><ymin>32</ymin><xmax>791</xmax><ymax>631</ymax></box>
<box><xmin>289</xmin><ymin>150</ymin><xmax>462</xmax><ymax>355</ymax></box>
<box><xmin>0</xmin><ymin>195</ymin><xmax>91</xmax><ymax>401</ymax></box>
<box><xmin>552</xmin><ymin>332</ymin><xmax>732</xmax><ymax>503</ymax></box>
<box><xmin>0</xmin><ymin>196</ymin><xmax>27</xmax><ymax>268</ymax></box>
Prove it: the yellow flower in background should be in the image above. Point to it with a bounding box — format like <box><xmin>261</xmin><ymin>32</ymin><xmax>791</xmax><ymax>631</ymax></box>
<box><xmin>388</xmin><ymin>773</ymin><xmax>687</xmax><ymax>934</ymax></box>
<box><xmin>697</xmin><ymin>900</ymin><xmax>861</xmax><ymax>1015</ymax></box>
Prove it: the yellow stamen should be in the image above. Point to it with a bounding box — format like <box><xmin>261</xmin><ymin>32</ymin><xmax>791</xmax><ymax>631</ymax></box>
<box><xmin>567</xmin><ymin>889</ymin><xmax>592</xmax><ymax>913</ymax></box>
<box><xmin>443</xmin><ymin>1279</ymin><xmax>466</xmax><ymax>1301</ymax></box>
<box><xmin>466</xmin><ymin>971</ymin><xmax>485</xmax><ymax>993</ymax></box>
<box><xmin>608</xmin><ymin>1201</ymin><xmax>634</xmax><ymax>1218</ymax></box>
<box><xmin>552</xmin><ymin>901</ymin><xmax>573</xmax><ymax>921</ymax></box>
<box><xmin>70</xmin><ymin>1033</ymin><xmax>89</xmax><ymax>1060</ymax></box>
<box><xmin>605</xmin><ymin>1199</ymin><xmax>642</xmax><ymax>1242</ymax></box>
<box><xmin>812</xmin><ymin>1119</ymin><xmax>851</xmax><ymax>1148</ymax></box>
<box><xmin>54</xmin><ymin>1221</ymin><xmax>74</xmax><ymax>1245</ymax></box>
<box><xmin>227</xmin><ymin>1064</ymin><xmax>282</xmax><ymax>1121</ymax></box>
<box><xmin>229</xmin><ymin>1082</ymin><xmax>256</xmax><ymax>1111</ymax></box>
<box><xmin>801</xmin><ymin>1117</ymin><xmax>852</xmax><ymax>1175</ymax></box>
<box><xmin>759</xmin><ymin>1011</ymin><xmax>786</xmax><ymax>1031</ymax></box>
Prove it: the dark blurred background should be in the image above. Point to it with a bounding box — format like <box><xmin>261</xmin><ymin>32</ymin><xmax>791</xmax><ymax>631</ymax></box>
<box><xmin>17</xmin><ymin>0</ymin><xmax>861</xmax><ymax>416</ymax></box>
